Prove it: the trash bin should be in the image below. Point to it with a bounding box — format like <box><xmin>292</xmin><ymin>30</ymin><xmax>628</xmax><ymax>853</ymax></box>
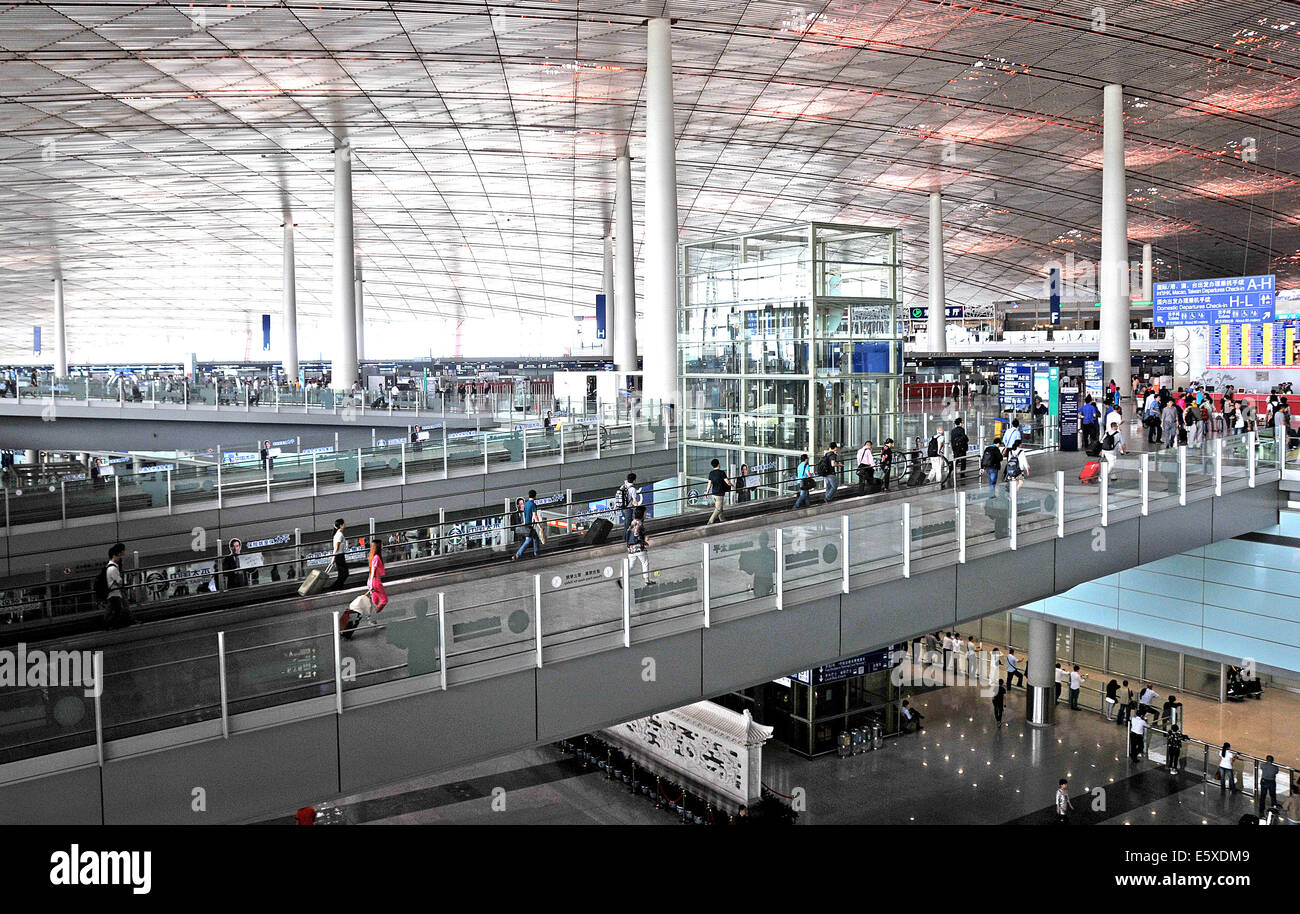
<box><xmin>870</xmin><ymin>720</ymin><xmax>884</xmax><ymax>751</ymax></box>
<box><xmin>850</xmin><ymin>728</ymin><xmax>865</xmax><ymax>755</ymax></box>
<box><xmin>837</xmin><ymin>731</ymin><xmax>852</xmax><ymax>759</ymax></box>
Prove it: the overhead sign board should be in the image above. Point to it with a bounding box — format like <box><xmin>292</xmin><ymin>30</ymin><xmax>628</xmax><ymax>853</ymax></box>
<box><xmin>998</xmin><ymin>362</ymin><xmax>1036</xmax><ymax>411</ymax></box>
<box><xmin>908</xmin><ymin>305</ymin><xmax>964</xmax><ymax>320</ymax></box>
<box><xmin>1153</xmin><ymin>275</ymin><xmax>1275</xmax><ymax>326</ymax></box>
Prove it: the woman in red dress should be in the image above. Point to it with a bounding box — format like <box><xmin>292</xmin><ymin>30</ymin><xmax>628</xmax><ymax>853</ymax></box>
<box><xmin>366</xmin><ymin>540</ymin><xmax>388</xmax><ymax>623</ymax></box>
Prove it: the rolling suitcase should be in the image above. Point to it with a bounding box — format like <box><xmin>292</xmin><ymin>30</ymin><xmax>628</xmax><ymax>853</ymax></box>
<box><xmin>1079</xmin><ymin>461</ymin><xmax>1102</xmax><ymax>484</ymax></box>
<box><xmin>298</xmin><ymin>568</ymin><xmax>327</xmax><ymax>596</ymax></box>
<box><xmin>584</xmin><ymin>518</ymin><xmax>614</xmax><ymax>546</ymax></box>
<box><xmin>340</xmin><ymin>608</ymin><xmax>363</xmax><ymax>640</ymax></box>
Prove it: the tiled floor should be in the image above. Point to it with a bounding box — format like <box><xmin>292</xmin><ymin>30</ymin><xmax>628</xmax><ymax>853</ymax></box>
<box><xmin>265</xmin><ymin>674</ymin><xmax>1286</xmax><ymax>825</ymax></box>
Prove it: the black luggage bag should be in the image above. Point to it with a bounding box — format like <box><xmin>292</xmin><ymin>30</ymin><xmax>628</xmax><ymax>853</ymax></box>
<box><xmin>584</xmin><ymin>518</ymin><xmax>614</xmax><ymax>546</ymax></box>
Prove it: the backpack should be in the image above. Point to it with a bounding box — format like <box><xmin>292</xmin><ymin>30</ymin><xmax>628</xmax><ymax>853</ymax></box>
<box><xmin>979</xmin><ymin>446</ymin><xmax>999</xmax><ymax>470</ymax></box>
<box><xmin>927</xmin><ymin>437</ymin><xmax>939</xmax><ymax>458</ymax></box>
<box><xmin>1101</xmin><ymin>432</ymin><xmax>1116</xmax><ymax>451</ymax></box>
<box><xmin>816</xmin><ymin>453</ymin><xmax>833</xmax><ymax>477</ymax></box>
<box><xmin>1006</xmin><ymin>453</ymin><xmax>1021</xmax><ymax>478</ymax></box>
<box><xmin>93</xmin><ymin>564</ymin><xmax>110</xmax><ymax>602</ymax></box>
<box><xmin>613</xmin><ymin>484</ymin><xmax>629</xmax><ymax>510</ymax></box>
<box><xmin>951</xmin><ymin>429</ymin><xmax>968</xmax><ymax>456</ymax></box>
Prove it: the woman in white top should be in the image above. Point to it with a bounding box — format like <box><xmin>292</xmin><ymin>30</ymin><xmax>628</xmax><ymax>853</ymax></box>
<box><xmin>1219</xmin><ymin>743</ymin><xmax>1238</xmax><ymax>793</ymax></box>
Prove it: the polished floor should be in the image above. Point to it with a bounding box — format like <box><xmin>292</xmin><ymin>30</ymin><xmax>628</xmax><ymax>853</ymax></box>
<box><xmin>264</xmin><ymin>672</ymin><xmax>1287</xmax><ymax>825</ymax></box>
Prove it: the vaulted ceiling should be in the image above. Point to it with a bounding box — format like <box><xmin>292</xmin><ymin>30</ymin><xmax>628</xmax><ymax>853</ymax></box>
<box><xmin>0</xmin><ymin>0</ymin><xmax>1297</xmax><ymax>360</ymax></box>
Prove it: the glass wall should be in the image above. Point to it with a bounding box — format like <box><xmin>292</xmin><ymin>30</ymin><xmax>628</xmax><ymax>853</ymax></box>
<box><xmin>680</xmin><ymin>222</ymin><xmax>903</xmax><ymax>486</ymax></box>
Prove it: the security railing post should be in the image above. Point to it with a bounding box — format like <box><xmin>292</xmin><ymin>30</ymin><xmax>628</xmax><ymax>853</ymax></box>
<box><xmin>523</xmin><ymin>428</ymin><xmax>528</xmax><ymax>469</ymax></box>
<box><xmin>1140</xmin><ymin>453</ymin><xmax>1149</xmax><ymax>515</ymax></box>
<box><xmin>901</xmin><ymin>503</ymin><xmax>911</xmax><ymax>577</ymax></box>
<box><xmin>93</xmin><ymin>651</ymin><xmax>104</xmax><ymax>767</ymax></box>
<box><xmin>841</xmin><ymin>514</ymin><xmax>850</xmax><ymax>593</ymax></box>
<box><xmin>438</xmin><ymin>592</ymin><xmax>448</xmax><ymax>691</ymax></box>
<box><xmin>560</xmin><ymin>421</ymin><xmax>566</xmax><ymax>463</ymax></box>
<box><xmin>217</xmin><ymin>631</ymin><xmax>229</xmax><ymax>739</ymax></box>
<box><xmin>114</xmin><ymin>475</ymin><xmax>120</xmax><ymax>517</ymax></box>
<box><xmin>357</xmin><ymin>447</ymin><xmax>363</xmax><ymax>491</ymax></box>
<box><xmin>1214</xmin><ymin>437</ymin><xmax>1223</xmax><ymax>496</ymax></box>
<box><xmin>332</xmin><ymin>611</ymin><xmax>344</xmax><ymax>715</ymax></box>
<box><xmin>442</xmin><ymin>425</ymin><xmax>449</xmax><ymax>477</ymax></box>
<box><xmin>1009</xmin><ymin>481</ymin><xmax>1018</xmax><ymax>550</ymax></box>
<box><xmin>60</xmin><ymin>479</ymin><xmax>66</xmax><ymax>525</ymax></box>
<box><xmin>596</xmin><ymin>419</ymin><xmax>603</xmax><ymax>460</ymax></box>
<box><xmin>776</xmin><ymin>527</ymin><xmax>785</xmax><ymax>609</ymax></box>
<box><xmin>1100</xmin><ymin>464</ymin><xmax>1109</xmax><ymax>527</ymax></box>
<box><xmin>1178</xmin><ymin>444</ymin><xmax>1187</xmax><ymax>506</ymax></box>
<box><xmin>401</xmin><ymin>442</ymin><xmax>407</xmax><ymax>485</ymax></box>
<box><xmin>265</xmin><ymin>461</ymin><xmax>271</xmax><ymax>503</ymax></box>
<box><xmin>534</xmin><ymin>574</ymin><xmax>544</xmax><ymax>668</ymax></box>
<box><xmin>623</xmin><ymin>558</ymin><xmax>632</xmax><ymax>645</ymax></box>
<box><xmin>701</xmin><ymin>542</ymin><xmax>711</xmax><ymax>627</ymax></box>
<box><xmin>957</xmin><ymin>492</ymin><xmax>967</xmax><ymax>563</ymax></box>
<box><xmin>1055</xmin><ymin>469</ymin><xmax>1065</xmax><ymax>537</ymax></box>
<box><xmin>168</xmin><ymin>469</ymin><xmax>174</xmax><ymax>514</ymax></box>
<box><xmin>483</xmin><ymin>434</ymin><xmax>489</xmax><ymax>474</ymax></box>
<box><xmin>1248</xmin><ymin>430</ymin><xmax>1257</xmax><ymax>487</ymax></box>
<box><xmin>312</xmin><ymin>454</ymin><xmax>318</xmax><ymax>496</ymax></box>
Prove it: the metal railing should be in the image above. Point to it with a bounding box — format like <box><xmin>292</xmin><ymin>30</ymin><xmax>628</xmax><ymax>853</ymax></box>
<box><xmin>0</xmin><ymin>429</ymin><xmax>1279</xmax><ymax>767</ymax></box>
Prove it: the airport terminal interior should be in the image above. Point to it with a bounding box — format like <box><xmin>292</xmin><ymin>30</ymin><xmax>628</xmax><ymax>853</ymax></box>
<box><xmin>1</xmin><ymin>0</ymin><xmax>1300</xmax><ymax>845</ymax></box>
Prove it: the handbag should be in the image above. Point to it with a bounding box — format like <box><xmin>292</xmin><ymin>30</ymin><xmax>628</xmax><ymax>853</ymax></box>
<box><xmin>534</xmin><ymin>522</ymin><xmax>547</xmax><ymax>545</ymax></box>
<box><xmin>349</xmin><ymin>594</ymin><xmax>373</xmax><ymax>614</ymax></box>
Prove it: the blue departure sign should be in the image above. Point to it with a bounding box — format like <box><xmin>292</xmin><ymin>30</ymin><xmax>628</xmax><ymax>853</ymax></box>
<box><xmin>999</xmin><ymin>362</ymin><xmax>1035</xmax><ymax>411</ymax></box>
<box><xmin>1152</xmin><ymin>275</ymin><xmax>1275</xmax><ymax>326</ymax></box>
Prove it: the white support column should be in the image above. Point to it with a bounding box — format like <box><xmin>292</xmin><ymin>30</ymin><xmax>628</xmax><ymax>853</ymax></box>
<box><xmin>52</xmin><ymin>276</ymin><xmax>68</xmax><ymax>377</ymax></box>
<box><xmin>1009</xmin><ymin>484</ymin><xmax>1018</xmax><ymax>550</ymax></box>
<box><xmin>622</xmin><ymin>558</ymin><xmax>632</xmax><ymax>645</ymax></box>
<box><xmin>1100</xmin><ymin>465</ymin><xmax>1110</xmax><ymax>526</ymax></box>
<box><xmin>437</xmin><ymin>593</ymin><xmax>448</xmax><ymax>691</ymax></box>
<box><xmin>217</xmin><ymin>632</ymin><xmax>230</xmax><ymax>739</ymax></box>
<box><xmin>533</xmin><ymin>574</ymin><xmax>544</xmax><ymax>668</ymax></box>
<box><xmin>642</xmin><ymin>17</ymin><xmax>679</xmax><ymax>408</ymax></box>
<box><xmin>602</xmin><ymin>233</ymin><xmax>615</xmax><ymax>359</ymax></box>
<box><xmin>1248</xmin><ymin>430</ymin><xmax>1257</xmax><ymax>487</ymax></box>
<box><xmin>926</xmin><ymin>192</ymin><xmax>947</xmax><ymax>353</ymax></box>
<box><xmin>332</xmin><ymin>140</ymin><xmax>359</xmax><ymax>390</ymax></box>
<box><xmin>614</xmin><ymin>155</ymin><xmax>637</xmax><ymax>374</ymax></box>
<box><xmin>331</xmin><ymin>611</ymin><xmax>344</xmax><ymax>715</ymax></box>
<box><xmin>1099</xmin><ymin>84</ymin><xmax>1132</xmax><ymax>395</ymax></box>
<box><xmin>1214</xmin><ymin>437</ymin><xmax>1223</xmax><ymax>495</ymax></box>
<box><xmin>1178</xmin><ymin>445</ymin><xmax>1187</xmax><ymax>505</ymax></box>
<box><xmin>1141</xmin><ymin>242</ymin><xmax>1153</xmax><ymax>303</ymax></box>
<box><xmin>282</xmin><ymin>222</ymin><xmax>299</xmax><ymax>384</ymax></box>
<box><xmin>354</xmin><ymin>261</ymin><xmax>365</xmax><ymax>365</ymax></box>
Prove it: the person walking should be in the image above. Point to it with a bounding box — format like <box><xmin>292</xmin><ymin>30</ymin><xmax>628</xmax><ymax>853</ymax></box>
<box><xmin>706</xmin><ymin>458</ymin><xmax>730</xmax><ymax>523</ymax></box>
<box><xmin>1005</xmin><ymin>648</ymin><xmax>1024</xmax><ymax>690</ymax></box>
<box><xmin>1053</xmin><ymin>663</ymin><xmax>1064</xmax><ymax>704</ymax></box>
<box><xmin>1259</xmin><ymin>755</ymin><xmax>1279</xmax><ymax>814</ymax></box>
<box><xmin>1104</xmin><ymin>678</ymin><xmax>1120</xmax><ymax>720</ymax></box>
<box><xmin>97</xmin><ymin>541</ymin><xmax>133</xmax><ymax>629</ymax></box>
<box><xmin>1004</xmin><ymin>440</ymin><xmax>1028</xmax><ymax>493</ymax></box>
<box><xmin>619</xmin><ymin>505</ymin><xmax>651</xmax><ymax>588</ymax></box>
<box><xmin>793</xmin><ymin>453</ymin><xmax>813</xmax><ymax>509</ymax></box>
<box><xmin>1166</xmin><ymin>724</ymin><xmax>1184</xmax><ymax>774</ymax></box>
<box><xmin>1079</xmin><ymin>395</ymin><xmax>1101</xmax><ymax>451</ymax></box>
<box><xmin>329</xmin><ymin>518</ymin><xmax>351</xmax><ymax>590</ymax></box>
<box><xmin>927</xmin><ymin>428</ymin><xmax>945</xmax><ymax>484</ymax></box>
<box><xmin>1219</xmin><ymin>743</ymin><xmax>1238</xmax><ymax>794</ymax></box>
<box><xmin>1056</xmin><ymin>779</ymin><xmax>1074</xmax><ymax>824</ymax></box>
<box><xmin>899</xmin><ymin>699</ymin><xmax>924</xmax><ymax>734</ymax></box>
<box><xmin>365</xmin><ymin>539</ymin><xmax>388</xmax><ymax>625</ymax></box>
<box><xmin>512</xmin><ymin>490</ymin><xmax>541</xmax><ymax>560</ymax></box>
<box><xmin>855</xmin><ymin>440</ymin><xmax>875</xmax><ymax>495</ymax></box>
<box><xmin>878</xmin><ymin>439</ymin><xmax>895</xmax><ymax>491</ymax></box>
<box><xmin>735</xmin><ymin>463</ymin><xmax>751</xmax><ymax>503</ymax></box>
<box><xmin>1129</xmin><ymin>712</ymin><xmax>1147</xmax><ymax>762</ymax></box>
<box><xmin>980</xmin><ymin>437</ymin><xmax>1004</xmax><ymax>494</ymax></box>
<box><xmin>1068</xmin><ymin>665</ymin><xmax>1085</xmax><ymax>710</ymax></box>
<box><xmin>949</xmin><ymin>418</ymin><xmax>969</xmax><ymax>483</ymax></box>
<box><xmin>992</xmin><ymin>681</ymin><xmax>1006</xmax><ymax>725</ymax></box>
<box><xmin>1118</xmin><ymin>680</ymin><xmax>1135</xmax><ymax>726</ymax></box>
<box><xmin>965</xmin><ymin>635</ymin><xmax>980</xmax><ymax>682</ymax></box>
<box><xmin>818</xmin><ymin>443</ymin><xmax>841</xmax><ymax>502</ymax></box>
<box><xmin>615</xmin><ymin>472</ymin><xmax>641</xmax><ymax>543</ymax></box>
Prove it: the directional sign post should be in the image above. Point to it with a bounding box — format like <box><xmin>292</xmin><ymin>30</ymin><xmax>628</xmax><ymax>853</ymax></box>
<box><xmin>1153</xmin><ymin>275</ymin><xmax>1275</xmax><ymax>327</ymax></box>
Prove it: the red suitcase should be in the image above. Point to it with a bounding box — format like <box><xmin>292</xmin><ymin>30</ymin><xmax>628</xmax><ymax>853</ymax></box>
<box><xmin>1079</xmin><ymin>461</ymin><xmax>1102</xmax><ymax>484</ymax></box>
<box><xmin>340</xmin><ymin>608</ymin><xmax>363</xmax><ymax>640</ymax></box>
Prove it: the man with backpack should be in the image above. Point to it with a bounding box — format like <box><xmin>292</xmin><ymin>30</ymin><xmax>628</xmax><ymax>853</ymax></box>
<box><xmin>817</xmin><ymin>443</ymin><xmax>841</xmax><ymax>502</ymax></box>
<box><xmin>1101</xmin><ymin>420</ymin><xmax>1126</xmax><ymax>475</ymax></box>
<box><xmin>793</xmin><ymin>453</ymin><xmax>813</xmax><ymax>509</ymax></box>
<box><xmin>614</xmin><ymin>472</ymin><xmax>642</xmax><ymax>544</ymax></box>
<box><xmin>949</xmin><ymin>419</ymin><xmax>969</xmax><ymax>484</ymax></box>
<box><xmin>96</xmin><ymin>542</ymin><xmax>133</xmax><ymax>629</ymax></box>
<box><xmin>926</xmin><ymin>428</ymin><xmax>945</xmax><ymax>484</ymax></box>
<box><xmin>979</xmin><ymin>437</ymin><xmax>1004</xmax><ymax>493</ymax></box>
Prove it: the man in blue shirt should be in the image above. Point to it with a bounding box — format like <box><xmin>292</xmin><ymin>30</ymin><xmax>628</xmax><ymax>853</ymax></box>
<box><xmin>1079</xmin><ymin>395</ymin><xmax>1100</xmax><ymax>450</ymax></box>
<box><xmin>512</xmin><ymin>489</ymin><xmax>540</xmax><ymax>560</ymax></box>
<box><xmin>1003</xmin><ymin>419</ymin><xmax>1022</xmax><ymax>453</ymax></box>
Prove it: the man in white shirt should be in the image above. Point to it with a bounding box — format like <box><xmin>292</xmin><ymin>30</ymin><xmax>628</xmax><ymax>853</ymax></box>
<box><xmin>942</xmin><ymin>633</ymin><xmax>954</xmax><ymax>672</ymax></box>
<box><xmin>1128</xmin><ymin>713</ymin><xmax>1147</xmax><ymax>762</ymax></box>
<box><xmin>103</xmin><ymin>541</ymin><xmax>133</xmax><ymax>628</ymax></box>
<box><xmin>965</xmin><ymin>637</ymin><xmax>979</xmax><ymax>681</ymax></box>
<box><xmin>854</xmin><ymin>440</ymin><xmax>875</xmax><ymax>495</ymax></box>
<box><xmin>1056</xmin><ymin>779</ymin><xmax>1074</xmax><ymax>824</ymax></box>
<box><xmin>1054</xmin><ymin>663</ymin><xmax>1065</xmax><ymax>704</ymax></box>
<box><xmin>1137</xmin><ymin>684</ymin><xmax>1159</xmax><ymax>718</ymax></box>
<box><xmin>1068</xmin><ymin>665</ymin><xmax>1086</xmax><ymax>710</ymax></box>
<box><xmin>1005</xmin><ymin>648</ymin><xmax>1024</xmax><ymax>689</ymax></box>
<box><xmin>330</xmin><ymin>518</ymin><xmax>351</xmax><ymax>590</ymax></box>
